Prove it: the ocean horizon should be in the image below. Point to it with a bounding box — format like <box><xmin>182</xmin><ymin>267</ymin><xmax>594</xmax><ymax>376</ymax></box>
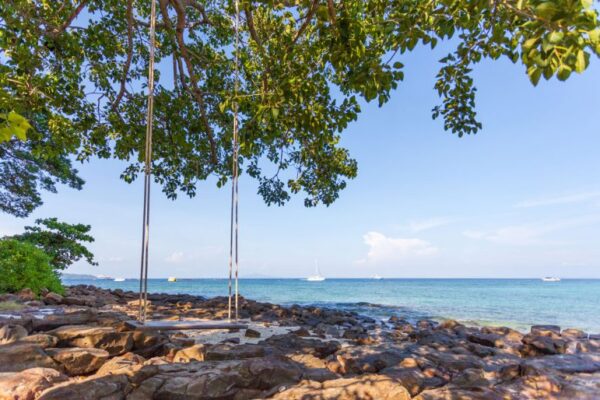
<box><xmin>63</xmin><ymin>277</ymin><xmax>600</xmax><ymax>333</ymax></box>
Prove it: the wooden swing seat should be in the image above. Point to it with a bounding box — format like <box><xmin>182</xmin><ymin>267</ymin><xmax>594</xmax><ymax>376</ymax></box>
<box><xmin>126</xmin><ymin>320</ymin><xmax>248</xmax><ymax>332</ymax></box>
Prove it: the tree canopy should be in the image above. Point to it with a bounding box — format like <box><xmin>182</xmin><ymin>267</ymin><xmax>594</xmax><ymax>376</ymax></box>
<box><xmin>1</xmin><ymin>0</ymin><xmax>598</xmax><ymax>213</ymax></box>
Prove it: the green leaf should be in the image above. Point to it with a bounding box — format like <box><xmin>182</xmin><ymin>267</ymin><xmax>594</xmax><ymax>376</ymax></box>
<box><xmin>557</xmin><ymin>65</ymin><xmax>572</xmax><ymax>81</ymax></box>
<box><xmin>548</xmin><ymin>31</ymin><xmax>564</xmax><ymax>44</ymax></box>
<box><xmin>575</xmin><ymin>50</ymin><xmax>586</xmax><ymax>73</ymax></box>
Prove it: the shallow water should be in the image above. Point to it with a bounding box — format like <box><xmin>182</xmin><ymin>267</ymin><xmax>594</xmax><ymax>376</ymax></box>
<box><xmin>64</xmin><ymin>278</ymin><xmax>600</xmax><ymax>333</ymax></box>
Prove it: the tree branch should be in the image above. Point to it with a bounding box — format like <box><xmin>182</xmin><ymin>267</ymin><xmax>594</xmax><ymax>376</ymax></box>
<box><xmin>112</xmin><ymin>0</ymin><xmax>134</xmax><ymax>110</ymax></box>
<box><xmin>52</xmin><ymin>0</ymin><xmax>89</xmax><ymax>36</ymax></box>
<box><xmin>292</xmin><ymin>0</ymin><xmax>319</xmax><ymax>45</ymax></box>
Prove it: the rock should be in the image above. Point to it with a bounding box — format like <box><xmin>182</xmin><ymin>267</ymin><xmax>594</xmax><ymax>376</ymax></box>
<box><xmin>521</xmin><ymin>334</ymin><xmax>567</xmax><ymax>356</ymax></box>
<box><xmin>32</xmin><ymin>309</ymin><xmax>97</xmax><ymax>331</ymax></box>
<box><xmin>0</xmin><ymin>324</ymin><xmax>28</xmax><ymax>344</ymax></box>
<box><xmin>129</xmin><ymin>356</ymin><xmax>303</xmax><ymax>399</ymax></box>
<box><xmin>531</xmin><ymin>325</ymin><xmax>561</xmax><ymax>336</ymax></box>
<box><xmin>46</xmin><ymin>347</ymin><xmax>109</xmax><ymax>376</ymax></box>
<box><xmin>438</xmin><ymin>319</ymin><xmax>462</xmax><ymax>330</ymax></box>
<box><xmin>17</xmin><ymin>288</ymin><xmax>36</xmax><ymax>302</ymax></box>
<box><xmin>271</xmin><ymin>374</ymin><xmax>411</xmax><ymax>400</ymax></box>
<box><xmin>43</xmin><ymin>292</ymin><xmax>64</xmax><ymax>305</ymax></box>
<box><xmin>381</xmin><ymin>366</ymin><xmax>446</xmax><ymax>396</ymax></box>
<box><xmin>38</xmin><ymin>374</ymin><xmax>131</xmax><ymax>400</ymax></box>
<box><xmin>173</xmin><ymin>344</ymin><xmax>208</xmax><ymax>362</ymax></box>
<box><xmin>132</xmin><ymin>330</ymin><xmax>167</xmax><ymax>358</ymax></box>
<box><xmin>0</xmin><ymin>368</ymin><xmax>68</xmax><ymax>400</ymax></box>
<box><xmin>523</xmin><ymin>353</ymin><xmax>600</xmax><ymax>374</ymax></box>
<box><xmin>262</xmin><ymin>333</ymin><xmax>340</xmax><ymax>358</ymax></box>
<box><xmin>244</xmin><ymin>328</ymin><xmax>261</xmax><ymax>338</ymax></box>
<box><xmin>221</xmin><ymin>337</ymin><xmax>240</xmax><ymax>345</ymax></box>
<box><xmin>288</xmin><ymin>353</ymin><xmax>339</xmax><ymax>381</ymax></box>
<box><xmin>333</xmin><ymin>345</ymin><xmax>411</xmax><ymax>375</ymax></box>
<box><xmin>291</xmin><ymin>327</ymin><xmax>311</xmax><ymax>337</ymax></box>
<box><xmin>48</xmin><ymin>325</ymin><xmax>133</xmax><ymax>356</ymax></box>
<box><xmin>205</xmin><ymin>343</ymin><xmax>265</xmax><ymax>361</ymax></box>
<box><xmin>562</xmin><ymin>328</ymin><xmax>587</xmax><ymax>339</ymax></box>
<box><xmin>559</xmin><ymin>372</ymin><xmax>600</xmax><ymax>400</ymax></box>
<box><xmin>0</xmin><ymin>342</ymin><xmax>57</xmax><ymax>372</ymax></box>
<box><xmin>420</xmin><ymin>348</ymin><xmax>485</xmax><ymax>372</ymax></box>
<box><xmin>19</xmin><ymin>334</ymin><xmax>59</xmax><ymax>349</ymax></box>
<box><xmin>451</xmin><ymin>368</ymin><xmax>489</xmax><ymax>388</ymax></box>
<box><xmin>95</xmin><ymin>352</ymin><xmax>146</xmax><ymax>376</ymax></box>
<box><xmin>415</xmin><ymin>386</ymin><xmax>507</xmax><ymax>400</ymax></box>
<box><xmin>467</xmin><ymin>332</ymin><xmax>504</xmax><ymax>348</ymax></box>
<box><xmin>573</xmin><ymin>339</ymin><xmax>600</xmax><ymax>354</ymax></box>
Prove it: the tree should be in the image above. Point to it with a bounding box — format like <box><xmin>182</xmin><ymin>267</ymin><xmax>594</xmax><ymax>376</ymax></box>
<box><xmin>10</xmin><ymin>218</ymin><xmax>97</xmax><ymax>271</ymax></box>
<box><xmin>1</xmin><ymin>0</ymin><xmax>598</xmax><ymax>209</ymax></box>
<box><xmin>0</xmin><ymin>239</ymin><xmax>64</xmax><ymax>295</ymax></box>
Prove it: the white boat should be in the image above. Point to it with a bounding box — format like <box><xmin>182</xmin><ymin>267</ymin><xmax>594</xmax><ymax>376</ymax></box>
<box><xmin>372</xmin><ymin>274</ymin><xmax>383</xmax><ymax>280</ymax></box>
<box><xmin>167</xmin><ymin>277</ymin><xmax>177</xmax><ymax>282</ymax></box>
<box><xmin>542</xmin><ymin>277</ymin><xmax>561</xmax><ymax>282</ymax></box>
<box><xmin>306</xmin><ymin>260</ymin><xmax>325</xmax><ymax>282</ymax></box>
<box><xmin>96</xmin><ymin>275</ymin><xmax>114</xmax><ymax>280</ymax></box>
<box><xmin>114</xmin><ymin>277</ymin><xmax>125</xmax><ymax>282</ymax></box>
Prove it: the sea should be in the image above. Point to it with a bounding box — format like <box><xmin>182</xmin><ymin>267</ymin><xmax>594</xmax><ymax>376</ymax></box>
<box><xmin>63</xmin><ymin>278</ymin><xmax>600</xmax><ymax>333</ymax></box>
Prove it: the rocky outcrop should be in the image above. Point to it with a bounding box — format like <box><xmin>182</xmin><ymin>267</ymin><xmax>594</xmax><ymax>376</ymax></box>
<box><xmin>48</xmin><ymin>325</ymin><xmax>133</xmax><ymax>356</ymax></box>
<box><xmin>0</xmin><ymin>368</ymin><xmax>68</xmax><ymax>400</ymax></box>
<box><xmin>0</xmin><ymin>324</ymin><xmax>28</xmax><ymax>344</ymax></box>
<box><xmin>0</xmin><ymin>342</ymin><xmax>57</xmax><ymax>372</ymax></box>
<box><xmin>271</xmin><ymin>374</ymin><xmax>411</xmax><ymax>400</ymax></box>
<box><xmin>46</xmin><ymin>347</ymin><xmax>109</xmax><ymax>376</ymax></box>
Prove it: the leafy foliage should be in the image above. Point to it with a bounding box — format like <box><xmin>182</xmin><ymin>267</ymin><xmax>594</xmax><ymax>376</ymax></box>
<box><xmin>10</xmin><ymin>218</ymin><xmax>97</xmax><ymax>271</ymax></box>
<box><xmin>0</xmin><ymin>239</ymin><xmax>64</xmax><ymax>295</ymax></box>
<box><xmin>0</xmin><ymin>0</ymin><xmax>598</xmax><ymax>207</ymax></box>
<box><xmin>0</xmin><ymin>111</ymin><xmax>31</xmax><ymax>142</ymax></box>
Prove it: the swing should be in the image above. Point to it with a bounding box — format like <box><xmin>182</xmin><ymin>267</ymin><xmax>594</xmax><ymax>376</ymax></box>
<box><xmin>131</xmin><ymin>0</ymin><xmax>246</xmax><ymax>332</ymax></box>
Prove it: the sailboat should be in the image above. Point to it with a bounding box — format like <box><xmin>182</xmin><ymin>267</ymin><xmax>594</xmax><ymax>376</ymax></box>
<box><xmin>541</xmin><ymin>277</ymin><xmax>561</xmax><ymax>282</ymax></box>
<box><xmin>306</xmin><ymin>260</ymin><xmax>325</xmax><ymax>282</ymax></box>
<box><xmin>372</xmin><ymin>274</ymin><xmax>383</xmax><ymax>280</ymax></box>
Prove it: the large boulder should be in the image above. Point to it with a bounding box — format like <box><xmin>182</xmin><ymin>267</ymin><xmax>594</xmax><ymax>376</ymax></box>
<box><xmin>521</xmin><ymin>334</ymin><xmax>567</xmax><ymax>356</ymax></box>
<box><xmin>48</xmin><ymin>325</ymin><xmax>133</xmax><ymax>356</ymax></box>
<box><xmin>129</xmin><ymin>356</ymin><xmax>303</xmax><ymax>399</ymax></box>
<box><xmin>271</xmin><ymin>374</ymin><xmax>411</xmax><ymax>400</ymax></box>
<box><xmin>261</xmin><ymin>333</ymin><xmax>340</xmax><ymax>358</ymax></box>
<box><xmin>523</xmin><ymin>353</ymin><xmax>600</xmax><ymax>374</ymax></box>
<box><xmin>95</xmin><ymin>352</ymin><xmax>146</xmax><ymax>377</ymax></box>
<box><xmin>0</xmin><ymin>324</ymin><xmax>28</xmax><ymax>344</ymax></box>
<box><xmin>46</xmin><ymin>347</ymin><xmax>109</xmax><ymax>376</ymax></box>
<box><xmin>0</xmin><ymin>368</ymin><xmax>68</xmax><ymax>400</ymax></box>
<box><xmin>19</xmin><ymin>334</ymin><xmax>59</xmax><ymax>349</ymax></box>
<box><xmin>43</xmin><ymin>292</ymin><xmax>64</xmax><ymax>305</ymax></box>
<box><xmin>415</xmin><ymin>386</ymin><xmax>508</xmax><ymax>400</ymax></box>
<box><xmin>32</xmin><ymin>309</ymin><xmax>97</xmax><ymax>331</ymax></box>
<box><xmin>38</xmin><ymin>374</ymin><xmax>132</xmax><ymax>400</ymax></box>
<box><xmin>0</xmin><ymin>342</ymin><xmax>57</xmax><ymax>372</ymax></box>
<box><xmin>205</xmin><ymin>343</ymin><xmax>266</xmax><ymax>361</ymax></box>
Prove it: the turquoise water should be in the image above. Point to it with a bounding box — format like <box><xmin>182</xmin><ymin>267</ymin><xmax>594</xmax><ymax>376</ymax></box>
<box><xmin>64</xmin><ymin>278</ymin><xmax>600</xmax><ymax>333</ymax></box>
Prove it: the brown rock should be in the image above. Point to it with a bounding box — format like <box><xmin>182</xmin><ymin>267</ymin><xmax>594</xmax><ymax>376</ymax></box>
<box><xmin>46</xmin><ymin>347</ymin><xmax>109</xmax><ymax>376</ymax></box>
<box><xmin>562</xmin><ymin>328</ymin><xmax>588</xmax><ymax>339</ymax></box>
<box><xmin>381</xmin><ymin>366</ymin><xmax>446</xmax><ymax>396</ymax></box>
<box><xmin>523</xmin><ymin>353</ymin><xmax>600</xmax><ymax>374</ymax></box>
<box><xmin>271</xmin><ymin>374</ymin><xmax>411</xmax><ymax>400</ymax></box>
<box><xmin>205</xmin><ymin>343</ymin><xmax>265</xmax><ymax>361</ymax></box>
<box><xmin>244</xmin><ymin>328</ymin><xmax>261</xmax><ymax>338</ymax></box>
<box><xmin>521</xmin><ymin>334</ymin><xmax>567</xmax><ymax>356</ymax></box>
<box><xmin>38</xmin><ymin>374</ymin><xmax>131</xmax><ymax>400</ymax></box>
<box><xmin>0</xmin><ymin>324</ymin><xmax>28</xmax><ymax>344</ymax></box>
<box><xmin>48</xmin><ymin>325</ymin><xmax>133</xmax><ymax>356</ymax></box>
<box><xmin>17</xmin><ymin>288</ymin><xmax>36</xmax><ymax>302</ymax></box>
<box><xmin>132</xmin><ymin>330</ymin><xmax>167</xmax><ymax>358</ymax></box>
<box><xmin>95</xmin><ymin>352</ymin><xmax>146</xmax><ymax>376</ymax></box>
<box><xmin>32</xmin><ymin>309</ymin><xmax>97</xmax><ymax>331</ymax></box>
<box><xmin>173</xmin><ymin>344</ymin><xmax>208</xmax><ymax>362</ymax></box>
<box><xmin>0</xmin><ymin>368</ymin><xmax>68</xmax><ymax>400</ymax></box>
<box><xmin>288</xmin><ymin>353</ymin><xmax>339</xmax><ymax>381</ymax></box>
<box><xmin>531</xmin><ymin>325</ymin><xmax>561</xmax><ymax>337</ymax></box>
<box><xmin>43</xmin><ymin>292</ymin><xmax>64</xmax><ymax>305</ymax></box>
<box><xmin>262</xmin><ymin>333</ymin><xmax>340</xmax><ymax>358</ymax></box>
<box><xmin>0</xmin><ymin>342</ymin><xmax>57</xmax><ymax>372</ymax></box>
<box><xmin>19</xmin><ymin>334</ymin><xmax>59</xmax><ymax>349</ymax></box>
<box><xmin>415</xmin><ymin>386</ymin><xmax>507</xmax><ymax>400</ymax></box>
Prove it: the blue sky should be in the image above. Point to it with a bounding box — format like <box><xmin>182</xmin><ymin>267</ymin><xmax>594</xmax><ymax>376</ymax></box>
<box><xmin>2</xmin><ymin>45</ymin><xmax>600</xmax><ymax>278</ymax></box>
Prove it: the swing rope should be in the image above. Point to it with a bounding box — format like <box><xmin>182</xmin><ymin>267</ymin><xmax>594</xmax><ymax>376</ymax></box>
<box><xmin>228</xmin><ymin>0</ymin><xmax>241</xmax><ymax>322</ymax></box>
<box><xmin>138</xmin><ymin>0</ymin><xmax>157</xmax><ymax>324</ymax></box>
<box><xmin>138</xmin><ymin>0</ymin><xmax>242</xmax><ymax>324</ymax></box>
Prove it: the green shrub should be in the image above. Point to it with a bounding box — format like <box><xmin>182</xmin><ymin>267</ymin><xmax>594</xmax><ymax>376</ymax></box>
<box><xmin>0</xmin><ymin>239</ymin><xmax>63</xmax><ymax>295</ymax></box>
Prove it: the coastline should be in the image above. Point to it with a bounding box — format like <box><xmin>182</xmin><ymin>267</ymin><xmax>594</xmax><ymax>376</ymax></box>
<box><xmin>0</xmin><ymin>284</ymin><xmax>599</xmax><ymax>399</ymax></box>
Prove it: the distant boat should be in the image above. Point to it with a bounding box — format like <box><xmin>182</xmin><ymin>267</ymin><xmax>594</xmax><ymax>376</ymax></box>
<box><xmin>114</xmin><ymin>277</ymin><xmax>125</xmax><ymax>282</ymax></box>
<box><xmin>96</xmin><ymin>275</ymin><xmax>114</xmax><ymax>280</ymax></box>
<box><xmin>167</xmin><ymin>277</ymin><xmax>177</xmax><ymax>282</ymax></box>
<box><xmin>372</xmin><ymin>274</ymin><xmax>383</xmax><ymax>280</ymax></box>
<box><xmin>542</xmin><ymin>277</ymin><xmax>561</xmax><ymax>282</ymax></box>
<box><xmin>306</xmin><ymin>260</ymin><xmax>325</xmax><ymax>282</ymax></box>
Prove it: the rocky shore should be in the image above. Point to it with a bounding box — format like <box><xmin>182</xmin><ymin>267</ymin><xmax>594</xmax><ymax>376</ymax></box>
<box><xmin>0</xmin><ymin>285</ymin><xmax>599</xmax><ymax>399</ymax></box>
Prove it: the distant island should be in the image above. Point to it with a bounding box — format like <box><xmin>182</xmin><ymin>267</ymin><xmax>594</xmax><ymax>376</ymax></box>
<box><xmin>60</xmin><ymin>273</ymin><xmax>113</xmax><ymax>280</ymax></box>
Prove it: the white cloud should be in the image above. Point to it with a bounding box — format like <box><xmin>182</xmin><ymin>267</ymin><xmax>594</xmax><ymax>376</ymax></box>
<box><xmin>407</xmin><ymin>217</ymin><xmax>456</xmax><ymax>232</ymax></box>
<box><xmin>463</xmin><ymin>214</ymin><xmax>600</xmax><ymax>246</ymax></box>
<box><xmin>358</xmin><ymin>231</ymin><xmax>438</xmax><ymax>265</ymax></box>
<box><xmin>165</xmin><ymin>251</ymin><xmax>185</xmax><ymax>264</ymax></box>
<box><xmin>515</xmin><ymin>191</ymin><xmax>600</xmax><ymax>208</ymax></box>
